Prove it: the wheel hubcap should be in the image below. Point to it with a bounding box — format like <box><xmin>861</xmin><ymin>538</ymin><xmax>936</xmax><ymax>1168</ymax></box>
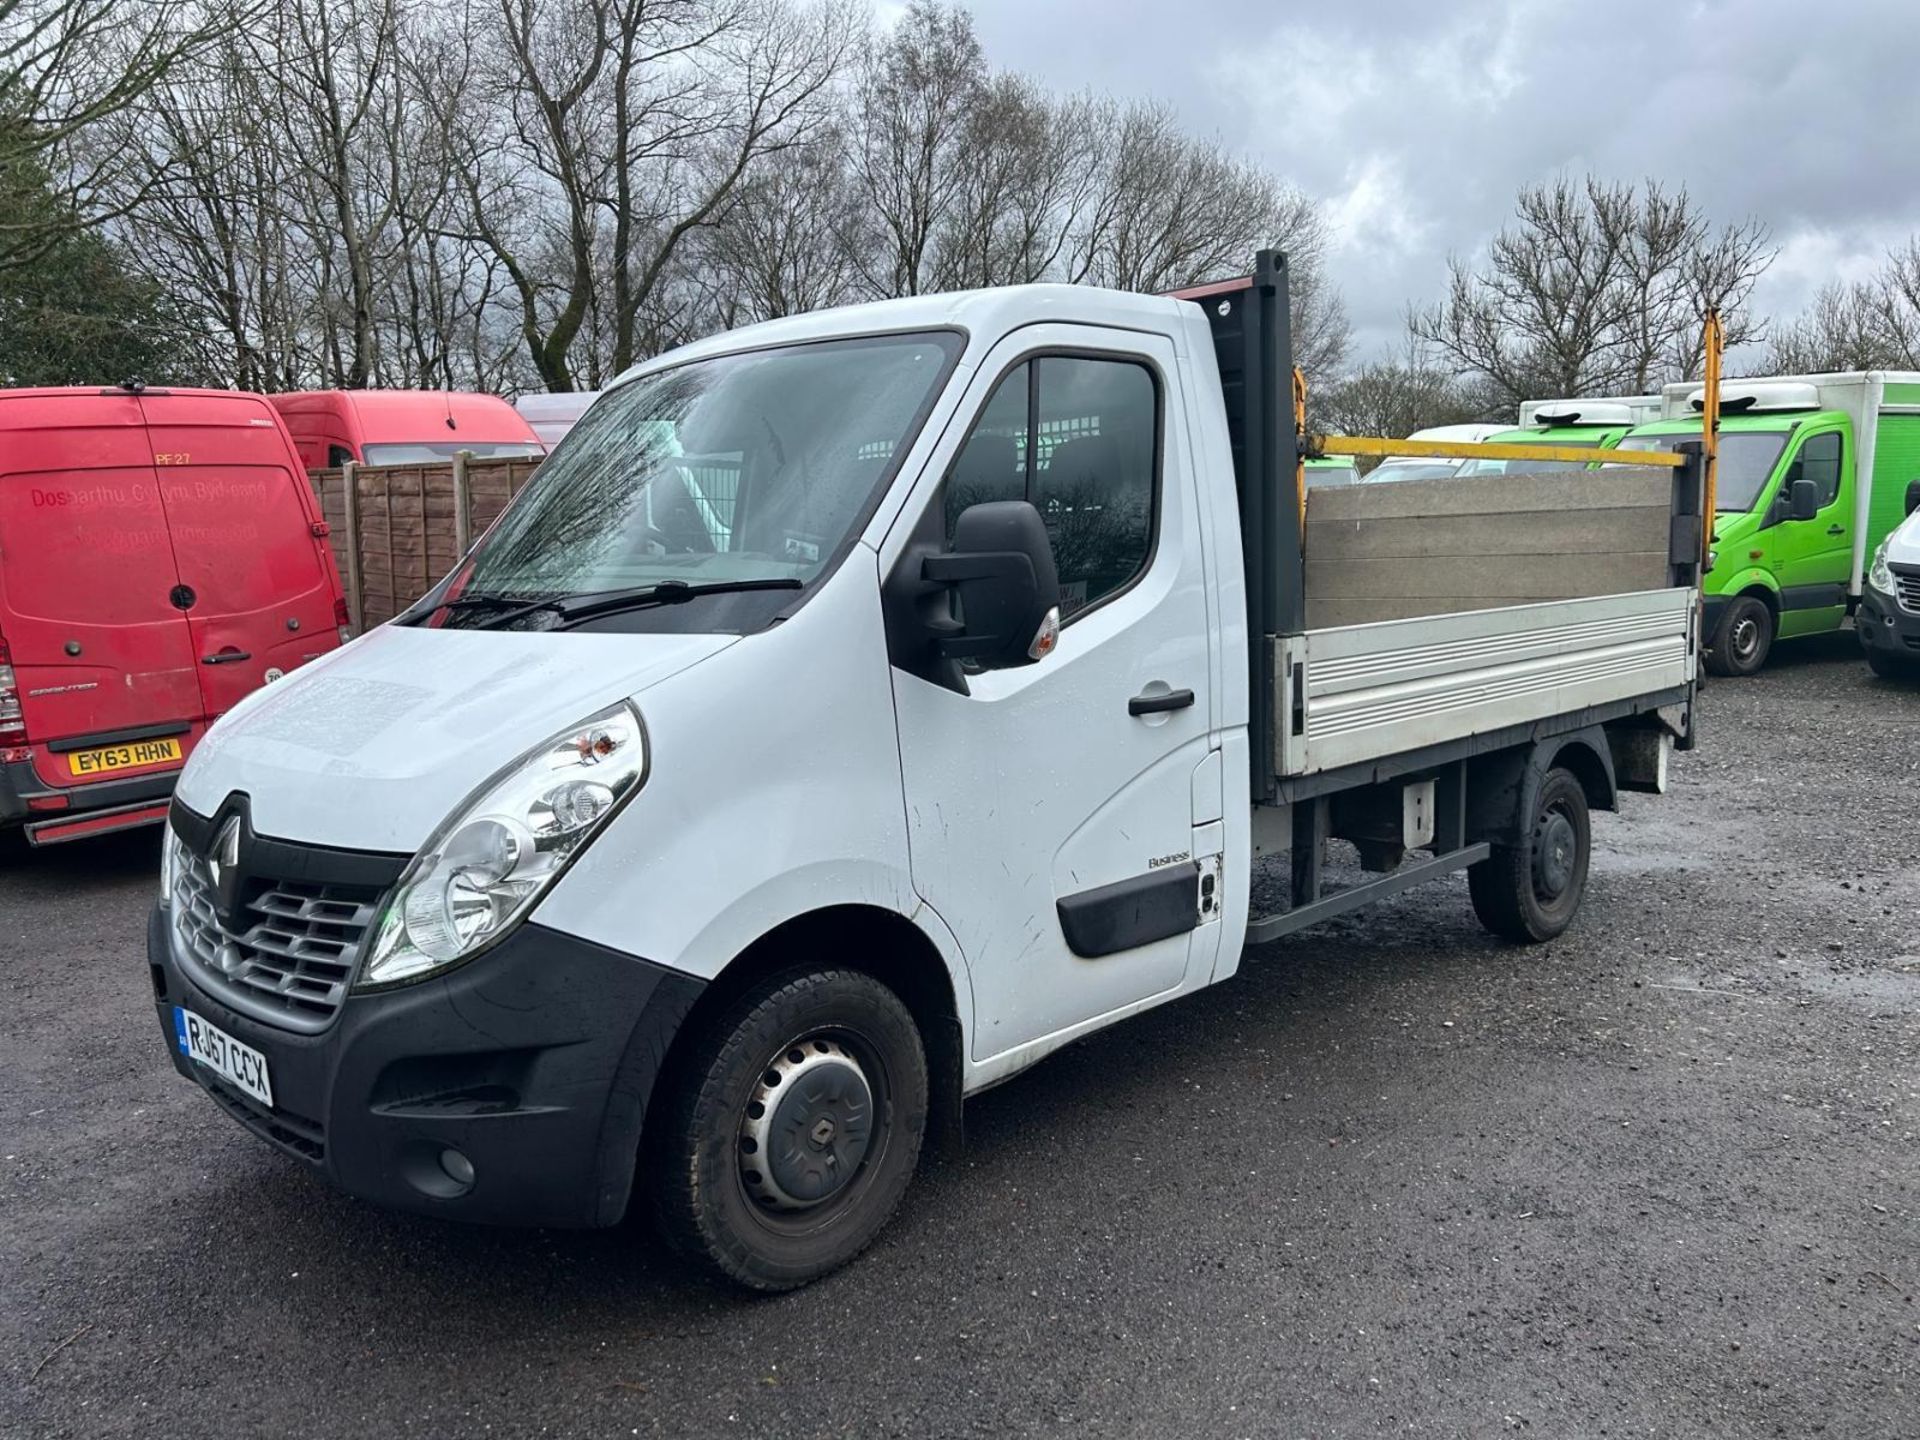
<box><xmin>1532</xmin><ymin>807</ymin><xmax>1577</xmax><ymax>900</ymax></box>
<box><xmin>1732</xmin><ymin>616</ymin><xmax>1759</xmax><ymax>661</ymax></box>
<box><xmin>738</xmin><ymin>1037</ymin><xmax>874</xmax><ymax>1211</ymax></box>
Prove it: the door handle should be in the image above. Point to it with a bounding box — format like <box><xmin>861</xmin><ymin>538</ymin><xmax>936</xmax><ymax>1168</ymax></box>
<box><xmin>201</xmin><ymin>649</ymin><xmax>253</xmax><ymax>666</ymax></box>
<box><xmin>1129</xmin><ymin>687</ymin><xmax>1195</xmax><ymax>716</ymax></box>
<box><xmin>1826</xmin><ymin>524</ymin><xmax>1846</xmax><ymax>535</ymax></box>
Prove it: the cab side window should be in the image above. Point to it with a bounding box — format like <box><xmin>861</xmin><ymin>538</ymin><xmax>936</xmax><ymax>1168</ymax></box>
<box><xmin>1798</xmin><ymin>431</ymin><xmax>1843</xmax><ymax>507</ymax></box>
<box><xmin>942</xmin><ymin>355</ymin><xmax>1158</xmax><ymax>620</ymax></box>
<box><xmin>327</xmin><ymin>445</ymin><xmax>355</xmax><ymax>468</ymax></box>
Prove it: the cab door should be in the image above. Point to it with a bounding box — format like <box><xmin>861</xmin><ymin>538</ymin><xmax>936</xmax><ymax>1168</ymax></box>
<box><xmin>138</xmin><ymin>394</ymin><xmax>342</xmax><ymax>720</ymax></box>
<box><xmin>1771</xmin><ymin>425</ymin><xmax>1851</xmax><ymax>638</ymax></box>
<box><xmin>886</xmin><ymin>328</ymin><xmax>1216</xmax><ymax>1063</ymax></box>
<box><xmin>0</xmin><ymin>392</ymin><xmax>201</xmax><ymax>761</ymax></box>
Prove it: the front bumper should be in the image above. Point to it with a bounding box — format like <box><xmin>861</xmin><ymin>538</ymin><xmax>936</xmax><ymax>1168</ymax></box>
<box><xmin>150</xmin><ymin>904</ymin><xmax>705</xmax><ymax>1228</ymax></box>
<box><xmin>1855</xmin><ymin>586</ymin><xmax>1920</xmax><ymax>659</ymax></box>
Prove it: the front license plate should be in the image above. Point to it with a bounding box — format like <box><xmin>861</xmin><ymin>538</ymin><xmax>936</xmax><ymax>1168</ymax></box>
<box><xmin>67</xmin><ymin>737</ymin><xmax>182</xmax><ymax>776</ymax></box>
<box><xmin>173</xmin><ymin>1006</ymin><xmax>274</xmax><ymax>1107</ymax></box>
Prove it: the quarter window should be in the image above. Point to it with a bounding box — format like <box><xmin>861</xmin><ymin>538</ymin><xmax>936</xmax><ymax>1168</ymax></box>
<box><xmin>942</xmin><ymin>355</ymin><xmax>1158</xmax><ymax>619</ymax></box>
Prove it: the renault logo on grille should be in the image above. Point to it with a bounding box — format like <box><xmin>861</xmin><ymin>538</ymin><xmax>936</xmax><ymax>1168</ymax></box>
<box><xmin>209</xmin><ymin>815</ymin><xmax>246</xmax><ymax>922</ymax></box>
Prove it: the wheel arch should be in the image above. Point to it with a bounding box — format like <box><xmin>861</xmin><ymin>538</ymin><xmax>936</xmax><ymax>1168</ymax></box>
<box><xmin>1465</xmin><ymin>724</ymin><xmax>1617</xmax><ymax>845</ymax></box>
<box><xmin>638</xmin><ymin>903</ymin><xmax>967</xmax><ymax>1183</ymax></box>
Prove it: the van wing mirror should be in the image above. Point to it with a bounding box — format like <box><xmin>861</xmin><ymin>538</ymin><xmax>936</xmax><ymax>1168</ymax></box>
<box><xmin>922</xmin><ymin>501</ymin><xmax>1061</xmax><ymax>668</ymax></box>
<box><xmin>1906</xmin><ymin>477</ymin><xmax>1920</xmax><ymax>517</ymax></box>
<box><xmin>1787</xmin><ymin>477</ymin><xmax>1820</xmax><ymax>521</ymax></box>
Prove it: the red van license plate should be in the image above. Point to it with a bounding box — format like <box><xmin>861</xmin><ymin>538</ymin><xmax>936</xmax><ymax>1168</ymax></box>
<box><xmin>66</xmin><ymin>737</ymin><xmax>183</xmax><ymax>776</ymax></box>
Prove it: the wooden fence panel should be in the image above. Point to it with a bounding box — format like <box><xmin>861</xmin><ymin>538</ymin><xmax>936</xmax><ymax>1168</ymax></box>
<box><xmin>309</xmin><ymin>457</ymin><xmax>541</xmax><ymax>629</ymax></box>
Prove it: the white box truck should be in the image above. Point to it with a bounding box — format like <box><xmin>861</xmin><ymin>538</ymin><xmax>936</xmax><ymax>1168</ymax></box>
<box><xmin>148</xmin><ymin>253</ymin><xmax>1706</xmax><ymax>1289</ymax></box>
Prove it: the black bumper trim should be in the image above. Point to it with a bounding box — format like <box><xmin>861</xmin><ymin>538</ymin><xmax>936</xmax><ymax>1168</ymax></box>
<box><xmin>2</xmin><ymin>758</ymin><xmax>178</xmax><ymax>827</ymax></box>
<box><xmin>151</xmin><ymin>905</ymin><xmax>706</xmax><ymax>1228</ymax></box>
<box><xmin>1856</xmin><ymin>590</ymin><xmax>1920</xmax><ymax>655</ymax></box>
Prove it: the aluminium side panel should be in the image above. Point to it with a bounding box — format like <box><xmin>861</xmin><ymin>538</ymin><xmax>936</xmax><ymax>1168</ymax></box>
<box><xmin>1274</xmin><ymin>589</ymin><xmax>1696</xmax><ymax>777</ymax></box>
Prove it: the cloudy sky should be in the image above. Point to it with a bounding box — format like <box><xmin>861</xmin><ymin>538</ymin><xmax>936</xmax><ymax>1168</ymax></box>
<box><xmin>946</xmin><ymin>0</ymin><xmax>1920</xmax><ymax>365</ymax></box>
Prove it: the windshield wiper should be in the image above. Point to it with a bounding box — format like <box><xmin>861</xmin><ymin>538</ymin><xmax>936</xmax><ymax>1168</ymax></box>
<box><xmin>397</xmin><ymin>590</ymin><xmax>550</xmax><ymax>627</ymax></box>
<box><xmin>550</xmin><ymin>577</ymin><xmax>804</xmax><ymax>629</ymax></box>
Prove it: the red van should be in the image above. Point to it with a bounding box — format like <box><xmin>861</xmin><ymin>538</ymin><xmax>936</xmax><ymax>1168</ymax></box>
<box><xmin>0</xmin><ymin>387</ymin><xmax>348</xmax><ymax>845</ymax></box>
<box><xmin>269</xmin><ymin>390</ymin><xmax>546</xmax><ymax>470</ymax></box>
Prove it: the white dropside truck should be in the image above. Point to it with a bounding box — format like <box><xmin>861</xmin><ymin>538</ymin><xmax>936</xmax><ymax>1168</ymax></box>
<box><xmin>149</xmin><ymin>253</ymin><xmax>1706</xmax><ymax>1289</ymax></box>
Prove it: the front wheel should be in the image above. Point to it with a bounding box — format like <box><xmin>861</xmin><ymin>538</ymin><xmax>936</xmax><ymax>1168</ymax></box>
<box><xmin>1866</xmin><ymin>648</ymin><xmax>1916</xmax><ymax>681</ymax></box>
<box><xmin>1469</xmin><ymin>767</ymin><xmax>1591</xmax><ymax>943</ymax></box>
<box><xmin>1707</xmin><ymin>595</ymin><xmax>1773</xmax><ymax>676</ymax></box>
<box><xmin>651</xmin><ymin>968</ymin><xmax>928</xmax><ymax>1291</ymax></box>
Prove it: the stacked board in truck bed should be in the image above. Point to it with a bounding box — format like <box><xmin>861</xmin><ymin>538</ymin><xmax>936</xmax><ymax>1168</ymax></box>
<box><xmin>1302</xmin><ymin>467</ymin><xmax>1677</xmax><ymax>629</ymax></box>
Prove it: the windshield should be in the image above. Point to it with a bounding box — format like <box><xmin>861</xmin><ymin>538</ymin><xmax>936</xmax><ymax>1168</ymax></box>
<box><xmin>1455</xmin><ymin>438</ymin><xmax>1599</xmax><ymax>479</ymax></box>
<box><xmin>1363</xmin><ymin>460</ymin><xmax>1460</xmax><ymax>484</ymax></box>
<box><xmin>451</xmin><ymin>331</ymin><xmax>961</xmax><ymax>614</ymax></box>
<box><xmin>1616</xmin><ymin>430</ymin><xmax>1788</xmax><ymax>512</ymax></box>
<box><xmin>1304</xmin><ymin>462</ymin><xmax>1360</xmax><ymax>488</ymax></box>
<box><xmin>363</xmin><ymin>441</ymin><xmax>546</xmax><ymax>465</ymax></box>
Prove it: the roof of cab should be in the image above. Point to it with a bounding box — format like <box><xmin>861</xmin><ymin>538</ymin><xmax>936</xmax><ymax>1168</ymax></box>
<box><xmin>270</xmin><ymin>389</ymin><xmax>541</xmax><ymax>442</ymax></box>
<box><xmin>0</xmin><ymin>386</ymin><xmax>287</xmax><ymax>429</ymax></box>
<box><xmin>603</xmin><ymin>284</ymin><xmax>1195</xmax><ymax>390</ymax></box>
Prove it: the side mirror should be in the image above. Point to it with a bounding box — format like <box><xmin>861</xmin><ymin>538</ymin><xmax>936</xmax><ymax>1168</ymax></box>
<box><xmin>1906</xmin><ymin>477</ymin><xmax>1920</xmax><ymax>517</ymax></box>
<box><xmin>922</xmin><ymin>500</ymin><xmax>1060</xmax><ymax>668</ymax></box>
<box><xmin>1787</xmin><ymin>477</ymin><xmax>1819</xmax><ymax>522</ymax></box>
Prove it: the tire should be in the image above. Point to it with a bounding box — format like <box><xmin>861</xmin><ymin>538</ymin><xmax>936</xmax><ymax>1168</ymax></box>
<box><xmin>651</xmin><ymin>968</ymin><xmax>928</xmax><ymax>1292</ymax></box>
<box><xmin>1865</xmin><ymin>648</ymin><xmax>1916</xmax><ymax>680</ymax></box>
<box><xmin>1469</xmin><ymin>767</ymin><xmax>1591</xmax><ymax>944</ymax></box>
<box><xmin>1707</xmin><ymin>594</ymin><xmax>1773</xmax><ymax>677</ymax></box>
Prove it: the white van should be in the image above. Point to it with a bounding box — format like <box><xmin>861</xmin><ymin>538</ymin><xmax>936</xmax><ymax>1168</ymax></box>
<box><xmin>1861</xmin><ymin>492</ymin><xmax>1920</xmax><ymax>677</ymax></box>
<box><xmin>513</xmin><ymin>391</ymin><xmax>601</xmax><ymax>448</ymax></box>
<box><xmin>1361</xmin><ymin>422</ymin><xmax>1507</xmax><ymax>484</ymax></box>
<box><xmin>150</xmin><ymin>256</ymin><xmax>1702</xmax><ymax>1290</ymax></box>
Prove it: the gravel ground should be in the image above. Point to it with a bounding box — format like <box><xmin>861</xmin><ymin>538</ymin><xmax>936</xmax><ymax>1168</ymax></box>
<box><xmin>3</xmin><ymin>632</ymin><xmax>1916</xmax><ymax>1439</ymax></box>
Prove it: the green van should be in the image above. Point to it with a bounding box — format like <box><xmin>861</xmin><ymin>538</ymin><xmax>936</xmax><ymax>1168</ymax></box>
<box><xmin>1456</xmin><ymin>397</ymin><xmax>1660</xmax><ymax>478</ymax></box>
<box><xmin>1304</xmin><ymin>456</ymin><xmax>1361</xmax><ymax>487</ymax></box>
<box><xmin>1617</xmin><ymin>374</ymin><xmax>1920</xmax><ymax>676</ymax></box>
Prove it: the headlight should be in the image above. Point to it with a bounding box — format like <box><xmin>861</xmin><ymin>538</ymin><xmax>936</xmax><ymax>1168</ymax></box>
<box><xmin>358</xmin><ymin>701</ymin><xmax>648</xmax><ymax>988</ymax></box>
<box><xmin>159</xmin><ymin>825</ymin><xmax>181</xmax><ymax>903</ymax></box>
<box><xmin>1706</xmin><ymin>549</ymin><xmax>1718</xmax><ymax>572</ymax></box>
<box><xmin>1869</xmin><ymin>542</ymin><xmax>1894</xmax><ymax>594</ymax></box>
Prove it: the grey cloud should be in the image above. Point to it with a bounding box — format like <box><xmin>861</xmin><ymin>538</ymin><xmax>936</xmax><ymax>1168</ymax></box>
<box><xmin>962</xmin><ymin>0</ymin><xmax>1920</xmax><ymax>363</ymax></box>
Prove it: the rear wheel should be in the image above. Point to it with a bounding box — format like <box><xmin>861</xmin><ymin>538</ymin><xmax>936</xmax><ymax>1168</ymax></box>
<box><xmin>1469</xmin><ymin>767</ymin><xmax>1590</xmax><ymax>944</ymax></box>
<box><xmin>1707</xmin><ymin>595</ymin><xmax>1773</xmax><ymax>676</ymax></box>
<box><xmin>652</xmin><ymin>968</ymin><xmax>927</xmax><ymax>1291</ymax></box>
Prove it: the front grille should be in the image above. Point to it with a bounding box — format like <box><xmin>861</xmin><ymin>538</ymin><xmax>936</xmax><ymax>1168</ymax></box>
<box><xmin>173</xmin><ymin>851</ymin><xmax>380</xmax><ymax>1033</ymax></box>
<box><xmin>1893</xmin><ymin>564</ymin><xmax>1920</xmax><ymax>614</ymax></box>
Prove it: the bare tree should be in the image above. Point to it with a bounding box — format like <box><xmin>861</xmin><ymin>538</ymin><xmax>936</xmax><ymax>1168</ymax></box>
<box><xmin>1068</xmin><ymin>102</ymin><xmax>1346</xmax><ymax>374</ymax></box>
<box><xmin>250</xmin><ymin>0</ymin><xmax>401</xmax><ymax>388</ymax></box>
<box><xmin>931</xmin><ymin>78</ymin><xmax>1100</xmax><ymax>290</ymax></box>
<box><xmin>695</xmin><ymin>125</ymin><xmax>864</xmax><ymax>325</ymax></box>
<box><xmin>605</xmin><ymin>0</ymin><xmax>851</xmax><ymax>370</ymax></box>
<box><xmin>1411</xmin><ymin>177</ymin><xmax>1773</xmax><ymax>409</ymax></box>
<box><xmin>1</xmin><ymin>0</ymin><xmax>228</xmax><ymax>266</ymax></box>
<box><xmin>1767</xmin><ymin>243</ymin><xmax>1920</xmax><ymax>373</ymax></box>
<box><xmin>850</xmin><ymin>0</ymin><xmax>982</xmax><ymax>297</ymax></box>
<box><xmin>1313</xmin><ymin>350</ymin><xmax>1494</xmax><ymax>455</ymax></box>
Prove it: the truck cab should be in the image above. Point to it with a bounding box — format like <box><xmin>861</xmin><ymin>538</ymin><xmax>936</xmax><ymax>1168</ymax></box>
<box><xmin>270</xmin><ymin>390</ymin><xmax>547</xmax><ymax>470</ymax></box>
<box><xmin>1620</xmin><ymin>382</ymin><xmax>1853</xmax><ymax>675</ymax></box>
<box><xmin>149</xmin><ymin>261</ymin><xmax>1702</xmax><ymax>1291</ymax></box>
<box><xmin>1456</xmin><ymin>398</ymin><xmax>1652</xmax><ymax>478</ymax></box>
